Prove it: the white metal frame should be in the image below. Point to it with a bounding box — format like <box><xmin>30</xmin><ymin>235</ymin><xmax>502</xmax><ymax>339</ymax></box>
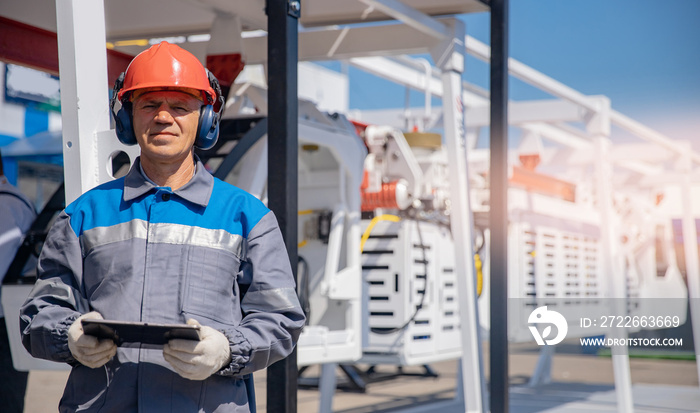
<box><xmin>57</xmin><ymin>0</ymin><xmax>139</xmax><ymax>204</ymax></box>
<box><xmin>339</xmin><ymin>12</ymin><xmax>700</xmax><ymax>413</ymax></box>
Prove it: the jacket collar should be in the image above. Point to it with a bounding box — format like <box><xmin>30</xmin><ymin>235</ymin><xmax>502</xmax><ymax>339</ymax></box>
<box><xmin>123</xmin><ymin>156</ymin><xmax>213</xmax><ymax>207</ymax></box>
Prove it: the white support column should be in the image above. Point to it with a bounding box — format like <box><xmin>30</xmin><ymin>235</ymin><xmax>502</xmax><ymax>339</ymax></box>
<box><xmin>528</xmin><ymin>345</ymin><xmax>554</xmax><ymax>387</ymax></box>
<box><xmin>56</xmin><ymin>0</ymin><xmax>111</xmax><ymax>204</ymax></box>
<box><xmin>678</xmin><ymin>149</ymin><xmax>700</xmax><ymax>385</ymax></box>
<box><xmin>589</xmin><ymin>96</ymin><xmax>634</xmax><ymax>413</ymax></box>
<box><xmin>431</xmin><ymin>19</ymin><xmax>485</xmax><ymax>413</ymax></box>
<box><xmin>318</xmin><ymin>363</ymin><xmax>338</xmax><ymax>413</ymax></box>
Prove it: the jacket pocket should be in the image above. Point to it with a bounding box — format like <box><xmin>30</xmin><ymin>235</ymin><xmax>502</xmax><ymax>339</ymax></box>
<box><xmin>182</xmin><ymin>246</ymin><xmax>240</xmax><ymax>325</ymax></box>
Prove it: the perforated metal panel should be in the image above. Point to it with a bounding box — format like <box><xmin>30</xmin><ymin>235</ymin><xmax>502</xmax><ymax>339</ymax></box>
<box><xmin>508</xmin><ymin>211</ymin><xmax>614</xmax><ymax>342</ymax></box>
<box><xmin>512</xmin><ymin>212</ymin><xmax>603</xmax><ymax>300</ymax></box>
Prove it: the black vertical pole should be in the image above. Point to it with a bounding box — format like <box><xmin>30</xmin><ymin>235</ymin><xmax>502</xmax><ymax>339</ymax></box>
<box><xmin>266</xmin><ymin>1</ymin><xmax>300</xmax><ymax>413</ymax></box>
<box><xmin>489</xmin><ymin>0</ymin><xmax>509</xmax><ymax>413</ymax></box>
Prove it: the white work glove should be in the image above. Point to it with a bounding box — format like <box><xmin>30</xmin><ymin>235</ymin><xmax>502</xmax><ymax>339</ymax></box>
<box><xmin>67</xmin><ymin>311</ymin><xmax>117</xmax><ymax>368</ymax></box>
<box><xmin>163</xmin><ymin>319</ymin><xmax>232</xmax><ymax>381</ymax></box>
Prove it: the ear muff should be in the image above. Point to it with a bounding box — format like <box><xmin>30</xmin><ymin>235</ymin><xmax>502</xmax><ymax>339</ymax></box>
<box><xmin>110</xmin><ymin>73</ymin><xmax>138</xmax><ymax>146</ymax></box>
<box><xmin>195</xmin><ymin>70</ymin><xmax>225</xmax><ymax>151</ymax></box>
<box><xmin>115</xmin><ymin>102</ymin><xmax>137</xmax><ymax>146</ymax></box>
<box><xmin>195</xmin><ymin>104</ymin><xmax>219</xmax><ymax>150</ymax></box>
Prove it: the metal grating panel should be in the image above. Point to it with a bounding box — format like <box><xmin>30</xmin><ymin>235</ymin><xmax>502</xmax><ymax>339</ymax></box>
<box><xmin>519</xmin><ymin>223</ymin><xmax>603</xmax><ymax>299</ymax></box>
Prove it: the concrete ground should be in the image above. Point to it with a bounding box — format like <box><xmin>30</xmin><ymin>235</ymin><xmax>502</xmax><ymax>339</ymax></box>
<box><xmin>22</xmin><ymin>343</ymin><xmax>700</xmax><ymax>413</ymax></box>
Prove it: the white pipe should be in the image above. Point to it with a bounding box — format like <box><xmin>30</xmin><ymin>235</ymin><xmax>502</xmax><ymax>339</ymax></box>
<box><xmin>438</xmin><ymin>36</ymin><xmax>485</xmax><ymax>412</ymax></box>
<box><xmin>594</xmin><ymin>136</ymin><xmax>635</xmax><ymax>413</ymax></box>
<box><xmin>327</xmin><ymin>27</ymin><xmax>350</xmax><ymax>58</ymax></box>
<box><xmin>323</xmin><ymin>203</ymin><xmax>346</xmax><ymax>295</ymax></box>
<box><xmin>610</xmin><ymin>111</ymin><xmax>700</xmax><ymax>164</ymax></box>
<box><xmin>415</xmin><ymin>57</ymin><xmax>432</xmax><ymax>130</ymax></box>
<box><xmin>679</xmin><ymin>153</ymin><xmax>700</xmax><ymax>386</ymax></box>
<box><xmin>464</xmin><ymin>36</ymin><xmax>598</xmax><ymax>113</ymax></box>
<box><xmin>56</xmin><ymin>0</ymin><xmax>111</xmax><ymax>203</ymax></box>
<box><xmin>357</xmin><ymin>0</ymin><xmax>448</xmax><ymax>40</ymax></box>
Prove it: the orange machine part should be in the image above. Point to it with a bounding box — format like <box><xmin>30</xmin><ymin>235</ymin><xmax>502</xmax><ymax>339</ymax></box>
<box><xmin>206</xmin><ymin>53</ymin><xmax>245</xmax><ymax>88</ymax></box>
<box><xmin>350</xmin><ymin>119</ymin><xmax>370</xmax><ymax>140</ymax></box>
<box><xmin>361</xmin><ymin>172</ymin><xmax>403</xmax><ymax>211</ymax></box>
<box><xmin>510</xmin><ymin>165</ymin><xmax>576</xmax><ymax>202</ymax></box>
<box><xmin>362</xmin><ymin>182</ymin><xmax>402</xmax><ymax>211</ymax></box>
<box><xmin>519</xmin><ymin>153</ymin><xmax>541</xmax><ymax>171</ymax></box>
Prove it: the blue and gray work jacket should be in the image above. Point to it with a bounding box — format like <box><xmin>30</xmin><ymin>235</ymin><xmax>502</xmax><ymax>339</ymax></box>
<box><xmin>20</xmin><ymin>157</ymin><xmax>305</xmax><ymax>412</ymax></box>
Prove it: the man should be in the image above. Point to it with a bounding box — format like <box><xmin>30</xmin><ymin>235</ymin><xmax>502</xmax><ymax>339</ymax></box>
<box><xmin>0</xmin><ymin>149</ymin><xmax>36</xmax><ymax>413</ymax></box>
<box><xmin>20</xmin><ymin>42</ymin><xmax>305</xmax><ymax>412</ymax></box>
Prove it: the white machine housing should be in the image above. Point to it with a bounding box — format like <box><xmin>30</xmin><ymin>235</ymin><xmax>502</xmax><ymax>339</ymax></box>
<box><xmin>361</xmin><ymin>219</ymin><xmax>463</xmax><ymax>366</ymax></box>
<box><xmin>221</xmin><ymin>86</ymin><xmax>368</xmax><ymax>367</ymax></box>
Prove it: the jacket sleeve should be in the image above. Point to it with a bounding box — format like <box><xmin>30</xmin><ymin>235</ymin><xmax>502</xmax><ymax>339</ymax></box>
<box><xmin>19</xmin><ymin>211</ymin><xmax>87</xmax><ymax>364</ymax></box>
<box><xmin>218</xmin><ymin>211</ymin><xmax>305</xmax><ymax>376</ymax></box>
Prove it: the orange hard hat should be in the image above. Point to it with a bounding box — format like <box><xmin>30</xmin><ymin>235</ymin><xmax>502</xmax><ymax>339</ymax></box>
<box><xmin>117</xmin><ymin>41</ymin><xmax>216</xmax><ymax>104</ymax></box>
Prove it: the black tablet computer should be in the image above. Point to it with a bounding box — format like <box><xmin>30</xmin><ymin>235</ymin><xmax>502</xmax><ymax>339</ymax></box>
<box><xmin>82</xmin><ymin>319</ymin><xmax>201</xmax><ymax>346</ymax></box>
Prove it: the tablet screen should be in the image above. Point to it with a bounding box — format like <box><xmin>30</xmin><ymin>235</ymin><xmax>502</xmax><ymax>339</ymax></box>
<box><xmin>82</xmin><ymin>319</ymin><xmax>201</xmax><ymax>346</ymax></box>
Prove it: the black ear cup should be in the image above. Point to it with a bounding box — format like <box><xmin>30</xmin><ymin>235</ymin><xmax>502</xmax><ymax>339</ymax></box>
<box><xmin>194</xmin><ymin>70</ymin><xmax>225</xmax><ymax>150</ymax></box>
<box><xmin>115</xmin><ymin>102</ymin><xmax>137</xmax><ymax>146</ymax></box>
<box><xmin>195</xmin><ymin>104</ymin><xmax>218</xmax><ymax>150</ymax></box>
<box><xmin>110</xmin><ymin>72</ymin><xmax>138</xmax><ymax>146</ymax></box>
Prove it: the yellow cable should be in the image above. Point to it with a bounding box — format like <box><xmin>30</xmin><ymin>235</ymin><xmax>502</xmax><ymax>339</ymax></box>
<box><xmin>360</xmin><ymin>214</ymin><xmax>401</xmax><ymax>252</ymax></box>
<box><xmin>474</xmin><ymin>253</ymin><xmax>483</xmax><ymax>297</ymax></box>
<box><xmin>296</xmin><ymin>210</ymin><xmax>315</xmax><ymax>248</ymax></box>
<box><xmin>114</xmin><ymin>39</ymin><xmax>149</xmax><ymax>47</ymax></box>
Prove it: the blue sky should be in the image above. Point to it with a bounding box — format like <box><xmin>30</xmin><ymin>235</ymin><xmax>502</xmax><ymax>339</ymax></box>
<box><xmin>344</xmin><ymin>0</ymin><xmax>700</xmax><ymax>149</ymax></box>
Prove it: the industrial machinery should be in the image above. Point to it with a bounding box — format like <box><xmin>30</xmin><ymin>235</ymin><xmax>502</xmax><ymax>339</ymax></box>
<box><xmin>358</xmin><ymin>125</ymin><xmax>467</xmax><ymax>366</ymax></box>
<box><xmin>209</xmin><ymin>83</ymin><xmax>368</xmax><ymax>368</ymax></box>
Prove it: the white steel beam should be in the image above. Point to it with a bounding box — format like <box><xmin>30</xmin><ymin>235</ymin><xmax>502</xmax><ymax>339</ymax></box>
<box><xmin>357</xmin><ymin>0</ymin><xmax>448</xmax><ymax>40</ymax></box>
<box><xmin>347</xmin><ymin>56</ymin><xmax>488</xmax><ymax>108</ymax></box>
<box><xmin>433</xmin><ymin>18</ymin><xmax>485</xmax><ymax>413</ymax></box>
<box><xmin>56</xmin><ymin>0</ymin><xmax>111</xmax><ymax>204</ymax></box>
<box><xmin>610</xmin><ymin>111</ymin><xmax>700</xmax><ymax>164</ymax></box>
<box><xmin>465</xmin><ymin>35</ymin><xmax>600</xmax><ymax>114</ymax></box>
<box><xmin>588</xmin><ymin>96</ymin><xmax>635</xmax><ymax>413</ymax></box>
<box><xmin>466</xmin><ymin>99</ymin><xmax>586</xmax><ymax>127</ymax></box>
<box><xmin>392</xmin><ymin>54</ymin><xmax>490</xmax><ymax>99</ymax></box>
<box><xmin>520</xmin><ymin>123</ymin><xmax>590</xmax><ymax>149</ymax></box>
<box><xmin>542</xmin><ymin>147</ymin><xmax>664</xmax><ymax>177</ymax></box>
<box><xmin>241</xmin><ymin>24</ymin><xmax>442</xmax><ymax>64</ymax></box>
<box><xmin>349</xmin><ymin>57</ymin><xmax>443</xmax><ymax>97</ymax></box>
<box><xmin>639</xmin><ymin>171</ymin><xmax>700</xmax><ymax>186</ymax></box>
<box><xmin>608</xmin><ymin>142</ymin><xmax>676</xmax><ymax>164</ymax></box>
<box><xmin>614</xmin><ymin>160</ymin><xmax>664</xmax><ymax>177</ymax></box>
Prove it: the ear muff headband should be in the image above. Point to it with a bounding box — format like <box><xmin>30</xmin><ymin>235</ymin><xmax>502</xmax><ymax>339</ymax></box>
<box><xmin>109</xmin><ymin>70</ymin><xmax>224</xmax><ymax>149</ymax></box>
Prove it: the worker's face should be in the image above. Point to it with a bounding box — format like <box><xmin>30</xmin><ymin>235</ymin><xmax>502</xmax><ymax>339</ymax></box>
<box><xmin>131</xmin><ymin>89</ymin><xmax>203</xmax><ymax>165</ymax></box>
